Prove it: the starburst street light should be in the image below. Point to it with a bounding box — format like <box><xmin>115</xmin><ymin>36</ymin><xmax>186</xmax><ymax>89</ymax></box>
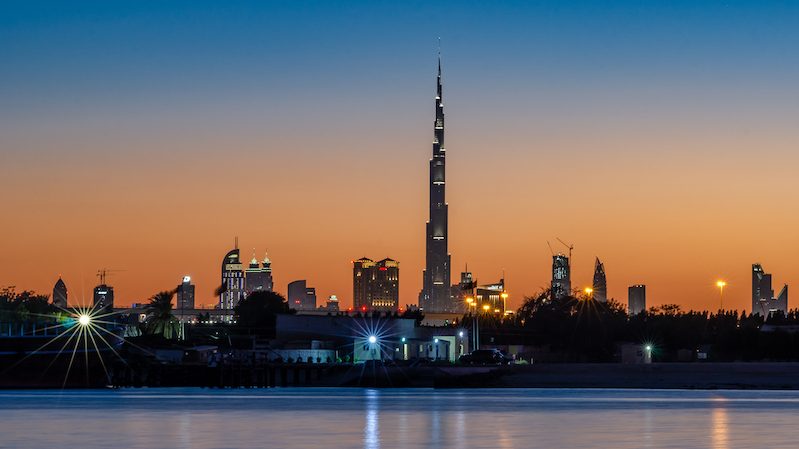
<box><xmin>716</xmin><ymin>280</ymin><xmax>727</xmax><ymax>310</ymax></box>
<box><xmin>78</xmin><ymin>314</ymin><xmax>91</xmax><ymax>326</ymax></box>
<box><xmin>368</xmin><ymin>335</ymin><xmax>377</xmax><ymax>344</ymax></box>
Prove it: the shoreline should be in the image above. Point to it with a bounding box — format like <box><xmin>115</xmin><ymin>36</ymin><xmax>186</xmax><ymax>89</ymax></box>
<box><xmin>6</xmin><ymin>362</ymin><xmax>799</xmax><ymax>390</ymax></box>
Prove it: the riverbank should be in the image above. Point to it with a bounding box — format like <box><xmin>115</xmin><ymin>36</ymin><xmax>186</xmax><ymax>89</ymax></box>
<box><xmin>7</xmin><ymin>357</ymin><xmax>799</xmax><ymax>389</ymax></box>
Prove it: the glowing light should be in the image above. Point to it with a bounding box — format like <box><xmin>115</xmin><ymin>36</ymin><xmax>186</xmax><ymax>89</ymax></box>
<box><xmin>482</xmin><ymin>305</ymin><xmax>490</xmax><ymax>311</ymax></box>
<box><xmin>368</xmin><ymin>335</ymin><xmax>377</xmax><ymax>344</ymax></box>
<box><xmin>458</xmin><ymin>331</ymin><xmax>464</xmax><ymax>337</ymax></box>
<box><xmin>401</xmin><ymin>337</ymin><xmax>406</xmax><ymax>343</ymax></box>
<box><xmin>716</xmin><ymin>280</ymin><xmax>727</xmax><ymax>288</ymax></box>
<box><xmin>645</xmin><ymin>345</ymin><xmax>652</xmax><ymax>351</ymax></box>
<box><xmin>584</xmin><ymin>287</ymin><xmax>593</xmax><ymax>295</ymax></box>
<box><xmin>501</xmin><ymin>292</ymin><xmax>508</xmax><ymax>299</ymax></box>
<box><xmin>434</xmin><ymin>338</ymin><xmax>439</xmax><ymax>343</ymax></box>
<box><xmin>78</xmin><ymin>314</ymin><xmax>91</xmax><ymax>326</ymax></box>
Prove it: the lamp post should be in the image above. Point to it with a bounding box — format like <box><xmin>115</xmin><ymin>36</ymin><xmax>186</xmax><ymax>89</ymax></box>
<box><xmin>716</xmin><ymin>280</ymin><xmax>727</xmax><ymax>311</ymax></box>
<box><xmin>466</xmin><ymin>297</ymin><xmax>479</xmax><ymax>351</ymax></box>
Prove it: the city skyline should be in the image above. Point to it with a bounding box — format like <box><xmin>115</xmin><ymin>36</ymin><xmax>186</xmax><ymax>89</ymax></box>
<box><xmin>3</xmin><ymin>1</ymin><xmax>799</xmax><ymax>313</ymax></box>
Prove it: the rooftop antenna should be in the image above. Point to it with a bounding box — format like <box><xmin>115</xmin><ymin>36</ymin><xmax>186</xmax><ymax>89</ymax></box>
<box><xmin>547</xmin><ymin>241</ymin><xmax>555</xmax><ymax>256</ymax></box>
<box><xmin>234</xmin><ymin>236</ymin><xmax>239</xmax><ymax>249</ymax></box>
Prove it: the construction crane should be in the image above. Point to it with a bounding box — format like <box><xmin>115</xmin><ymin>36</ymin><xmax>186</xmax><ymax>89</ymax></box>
<box><xmin>556</xmin><ymin>237</ymin><xmax>574</xmax><ymax>260</ymax></box>
<box><xmin>96</xmin><ymin>268</ymin><xmax>125</xmax><ymax>285</ymax></box>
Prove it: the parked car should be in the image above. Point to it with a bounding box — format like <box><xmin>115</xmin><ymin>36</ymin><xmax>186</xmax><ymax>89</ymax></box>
<box><xmin>458</xmin><ymin>349</ymin><xmax>513</xmax><ymax>365</ymax></box>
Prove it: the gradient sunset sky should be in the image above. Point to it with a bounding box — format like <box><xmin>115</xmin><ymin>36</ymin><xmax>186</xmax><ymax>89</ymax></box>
<box><xmin>2</xmin><ymin>1</ymin><xmax>799</xmax><ymax>312</ymax></box>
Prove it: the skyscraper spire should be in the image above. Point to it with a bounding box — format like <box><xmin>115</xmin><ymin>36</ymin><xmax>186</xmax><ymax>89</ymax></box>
<box><xmin>420</xmin><ymin>47</ymin><xmax>452</xmax><ymax>312</ymax></box>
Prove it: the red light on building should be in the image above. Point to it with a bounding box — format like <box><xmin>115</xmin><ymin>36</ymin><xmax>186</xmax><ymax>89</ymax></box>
<box><xmin>379</xmin><ymin>267</ymin><xmax>387</xmax><ymax>271</ymax></box>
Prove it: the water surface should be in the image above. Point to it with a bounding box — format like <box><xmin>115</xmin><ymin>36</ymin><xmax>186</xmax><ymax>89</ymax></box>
<box><xmin>0</xmin><ymin>388</ymin><xmax>797</xmax><ymax>448</ymax></box>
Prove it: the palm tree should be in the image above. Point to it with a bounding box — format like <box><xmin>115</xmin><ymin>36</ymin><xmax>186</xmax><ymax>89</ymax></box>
<box><xmin>144</xmin><ymin>290</ymin><xmax>179</xmax><ymax>339</ymax></box>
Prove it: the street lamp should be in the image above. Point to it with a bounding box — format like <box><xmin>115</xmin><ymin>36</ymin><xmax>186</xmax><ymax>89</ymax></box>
<box><xmin>716</xmin><ymin>280</ymin><xmax>727</xmax><ymax>311</ymax></box>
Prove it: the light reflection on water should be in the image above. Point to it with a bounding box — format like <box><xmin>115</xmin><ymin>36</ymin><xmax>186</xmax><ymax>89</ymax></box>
<box><xmin>0</xmin><ymin>388</ymin><xmax>798</xmax><ymax>449</ymax></box>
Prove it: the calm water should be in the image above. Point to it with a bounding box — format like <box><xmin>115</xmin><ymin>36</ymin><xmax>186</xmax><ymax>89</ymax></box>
<box><xmin>1</xmin><ymin>388</ymin><xmax>798</xmax><ymax>448</ymax></box>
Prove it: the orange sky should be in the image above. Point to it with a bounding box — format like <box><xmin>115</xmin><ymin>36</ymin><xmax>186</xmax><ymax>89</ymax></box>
<box><xmin>3</xmin><ymin>98</ymin><xmax>799</xmax><ymax>313</ymax></box>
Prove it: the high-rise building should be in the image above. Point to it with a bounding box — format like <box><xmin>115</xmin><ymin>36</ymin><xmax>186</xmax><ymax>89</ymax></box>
<box><xmin>176</xmin><ymin>275</ymin><xmax>195</xmax><ymax>311</ymax></box>
<box><xmin>245</xmin><ymin>252</ymin><xmax>274</xmax><ymax>294</ymax></box>
<box><xmin>288</xmin><ymin>280</ymin><xmax>316</xmax><ymax>311</ymax></box>
<box><xmin>52</xmin><ymin>277</ymin><xmax>67</xmax><ymax>309</ymax></box>
<box><xmin>220</xmin><ymin>245</ymin><xmax>245</xmax><ymax>310</ymax></box>
<box><xmin>752</xmin><ymin>263</ymin><xmax>788</xmax><ymax>316</ymax></box>
<box><xmin>353</xmin><ymin>257</ymin><xmax>376</xmax><ymax>312</ymax></box>
<box><xmin>628</xmin><ymin>285</ymin><xmax>646</xmax><ymax>315</ymax></box>
<box><xmin>420</xmin><ymin>53</ymin><xmax>452</xmax><ymax>313</ymax></box>
<box><xmin>93</xmin><ymin>284</ymin><xmax>114</xmax><ymax>311</ymax></box>
<box><xmin>592</xmin><ymin>258</ymin><xmax>607</xmax><ymax>302</ymax></box>
<box><xmin>305</xmin><ymin>287</ymin><xmax>317</xmax><ymax>310</ymax></box>
<box><xmin>353</xmin><ymin>257</ymin><xmax>400</xmax><ymax>312</ymax></box>
<box><xmin>551</xmin><ymin>254</ymin><xmax>571</xmax><ymax>300</ymax></box>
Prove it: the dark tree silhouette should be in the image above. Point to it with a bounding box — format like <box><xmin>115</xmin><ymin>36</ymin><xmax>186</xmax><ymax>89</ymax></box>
<box><xmin>234</xmin><ymin>291</ymin><xmax>293</xmax><ymax>332</ymax></box>
<box><xmin>144</xmin><ymin>290</ymin><xmax>180</xmax><ymax>339</ymax></box>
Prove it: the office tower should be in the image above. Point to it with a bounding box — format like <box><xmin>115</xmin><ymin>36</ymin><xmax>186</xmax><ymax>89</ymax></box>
<box><xmin>287</xmin><ymin>280</ymin><xmax>316</xmax><ymax>311</ymax></box>
<box><xmin>93</xmin><ymin>284</ymin><xmax>114</xmax><ymax>311</ymax></box>
<box><xmin>353</xmin><ymin>257</ymin><xmax>376</xmax><ymax>312</ymax></box>
<box><xmin>475</xmin><ymin>278</ymin><xmax>507</xmax><ymax>314</ymax></box>
<box><xmin>551</xmin><ymin>254</ymin><xmax>571</xmax><ymax>300</ymax></box>
<box><xmin>592</xmin><ymin>258</ymin><xmax>607</xmax><ymax>302</ymax></box>
<box><xmin>52</xmin><ymin>277</ymin><xmax>67</xmax><ymax>309</ymax></box>
<box><xmin>419</xmin><ymin>53</ymin><xmax>452</xmax><ymax>313</ymax></box>
<box><xmin>305</xmin><ymin>287</ymin><xmax>317</xmax><ymax>310</ymax></box>
<box><xmin>353</xmin><ymin>257</ymin><xmax>400</xmax><ymax>312</ymax></box>
<box><xmin>628</xmin><ymin>285</ymin><xmax>646</xmax><ymax>315</ymax></box>
<box><xmin>752</xmin><ymin>263</ymin><xmax>788</xmax><ymax>316</ymax></box>
<box><xmin>245</xmin><ymin>252</ymin><xmax>274</xmax><ymax>294</ymax></box>
<box><xmin>372</xmin><ymin>258</ymin><xmax>399</xmax><ymax>312</ymax></box>
<box><xmin>220</xmin><ymin>244</ymin><xmax>245</xmax><ymax>310</ymax></box>
<box><xmin>176</xmin><ymin>275</ymin><xmax>195</xmax><ymax>310</ymax></box>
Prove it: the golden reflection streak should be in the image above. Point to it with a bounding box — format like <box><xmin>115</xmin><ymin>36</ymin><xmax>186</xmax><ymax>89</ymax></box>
<box><xmin>712</xmin><ymin>403</ymin><xmax>729</xmax><ymax>449</ymax></box>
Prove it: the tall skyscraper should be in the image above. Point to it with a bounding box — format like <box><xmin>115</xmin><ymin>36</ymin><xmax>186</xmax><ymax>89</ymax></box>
<box><xmin>288</xmin><ymin>280</ymin><xmax>317</xmax><ymax>311</ymax></box>
<box><xmin>353</xmin><ymin>257</ymin><xmax>376</xmax><ymax>311</ymax></box>
<box><xmin>592</xmin><ymin>258</ymin><xmax>607</xmax><ymax>302</ymax></box>
<box><xmin>220</xmin><ymin>244</ymin><xmax>245</xmax><ymax>310</ymax></box>
<box><xmin>52</xmin><ymin>277</ymin><xmax>67</xmax><ymax>309</ymax></box>
<box><xmin>176</xmin><ymin>275</ymin><xmax>195</xmax><ymax>311</ymax></box>
<box><xmin>420</xmin><ymin>53</ymin><xmax>452</xmax><ymax>312</ymax></box>
<box><xmin>752</xmin><ymin>263</ymin><xmax>788</xmax><ymax>316</ymax></box>
<box><xmin>353</xmin><ymin>257</ymin><xmax>400</xmax><ymax>312</ymax></box>
<box><xmin>245</xmin><ymin>252</ymin><xmax>274</xmax><ymax>294</ymax></box>
<box><xmin>551</xmin><ymin>254</ymin><xmax>571</xmax><ymax>300</ymax></box>
<box><xmin>628</xmin><ymin>284</ymin><xmax>646</xmax><ymax>315</ymax></box>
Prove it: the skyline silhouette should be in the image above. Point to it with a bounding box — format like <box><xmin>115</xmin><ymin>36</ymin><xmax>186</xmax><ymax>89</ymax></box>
<box><xmin>2</xmin><ymin>1</ymin><xmax>799</xmax><ymax>312</ymax></box>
